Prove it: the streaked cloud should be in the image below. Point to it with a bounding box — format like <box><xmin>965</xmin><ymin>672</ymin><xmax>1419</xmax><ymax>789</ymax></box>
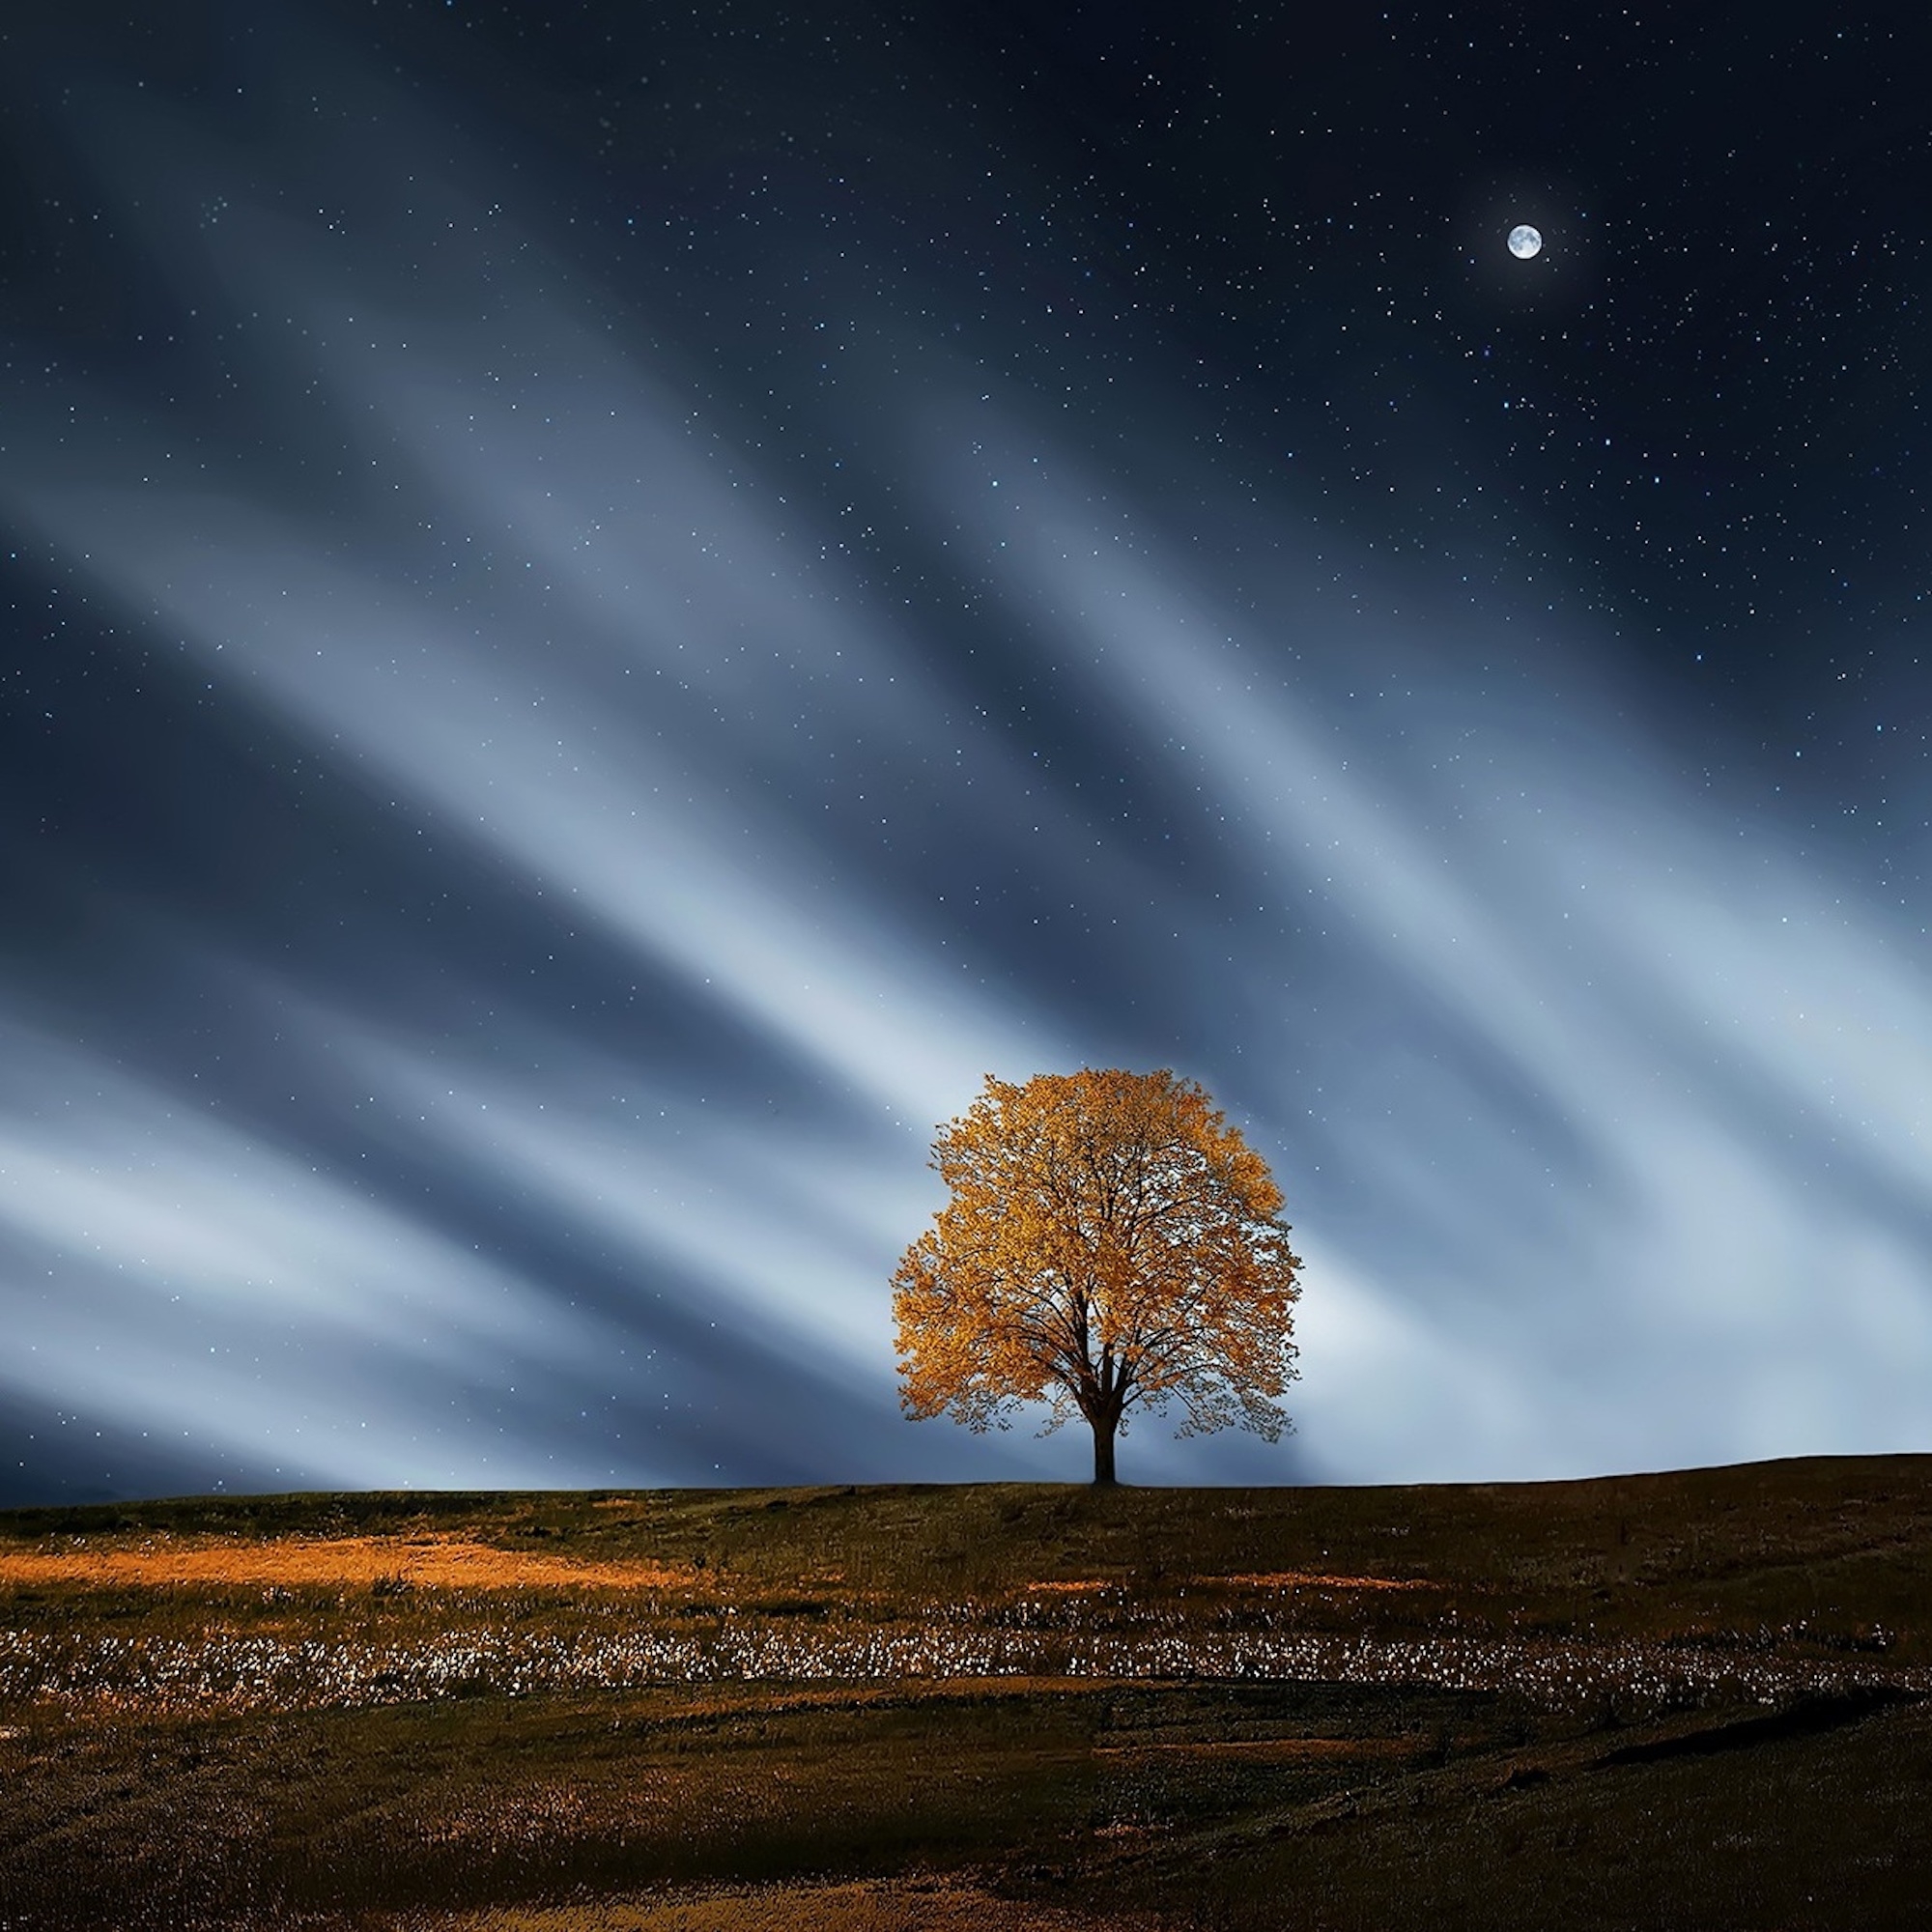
<box><xmin>3</xmin><ymin>18</ymin><xmax>1927</xmax><ymax>1502</ymax></box>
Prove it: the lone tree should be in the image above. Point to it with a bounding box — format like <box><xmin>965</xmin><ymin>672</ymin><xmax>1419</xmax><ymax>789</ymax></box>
<box><xmin>892</xmin><ymin>1067</ymin><xmax>1302</xmax><ymax>1485</ymax></box>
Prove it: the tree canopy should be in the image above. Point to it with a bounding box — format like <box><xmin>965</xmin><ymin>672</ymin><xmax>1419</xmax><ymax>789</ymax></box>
<box><xmin>892</xmin><ymin>1067</ymin><xmax>1302</xmax><ymax>1483</ymax></box>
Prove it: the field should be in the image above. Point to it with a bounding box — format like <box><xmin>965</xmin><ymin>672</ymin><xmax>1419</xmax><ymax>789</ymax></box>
<box><xmin>2</xmin><ymin>1457</ymin><xmax>1930</xmax><ymax>1929</ymax></box>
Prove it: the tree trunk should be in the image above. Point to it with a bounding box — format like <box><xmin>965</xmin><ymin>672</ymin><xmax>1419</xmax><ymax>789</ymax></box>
<box><xmin>1091</xmin><ymin>1413</ymin><xmax>1119</xmax><ymax>1486</ymax></box>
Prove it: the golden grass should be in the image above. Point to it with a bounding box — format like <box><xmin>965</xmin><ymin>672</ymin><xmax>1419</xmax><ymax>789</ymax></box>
<box><xmin>1023</xmin><ymin>1569</ymin><xmax>1445</xmax><ymax>1595</ymax></box>
<box><xmin>1208</xmin><ymin>1571</ymin><xmax>1445</xmax><ymax>1592</ymax></box>
<box><xmin>423</xmin><ymin>1877</ymin><xmax>1140</xmax><ymax>1930</ymax></box>
<box><xmin>0</xmin><ymin>1535</ymin><xmax>699</xmax><ymax>1592</ymax></box>
<box><xmin>0</xmin><ymin>1537</ymin><xmax>1441</xmax><ymax>1602</ymax></box>
<box><xmin>611</xmin><ymin>1678</ymin><xmax>1122</xmax><ymax>1720</ymax></box>
<box><xmin>1092</xmin><ymin>1735</ymin><xmax>1416</xmax><ymax>1761</ymax></box>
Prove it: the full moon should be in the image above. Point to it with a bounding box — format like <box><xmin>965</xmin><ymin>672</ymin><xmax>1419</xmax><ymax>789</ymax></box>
<box><xmin>1508</xmin><ymin>223</ymin><xmax>1543</xmax><ymax>259</ymax></box>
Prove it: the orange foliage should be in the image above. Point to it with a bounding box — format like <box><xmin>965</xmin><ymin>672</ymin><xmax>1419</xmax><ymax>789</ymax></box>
<box><xmin>892</xmin><ymin>1068</ymin><xmax>1301</xmax><ymax>1480</ymax></box>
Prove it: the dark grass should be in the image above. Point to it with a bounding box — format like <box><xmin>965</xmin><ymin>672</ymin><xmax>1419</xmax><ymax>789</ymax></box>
<box><xmin>9</xmin><ymin>1455</ymin><xmax>1930</xmax><ymax>1641</ymax></box>
<box><xmin>3</xmin><ymin>1456</ymin><xmax>1930</xmax><ymax>1929</ymax></box>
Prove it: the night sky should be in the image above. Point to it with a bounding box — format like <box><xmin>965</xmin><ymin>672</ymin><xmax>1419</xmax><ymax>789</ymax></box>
<box><xmin>5</xmin><ymin>4</ymin><xmax>1932</xmax><ymax>1504</ymax></box>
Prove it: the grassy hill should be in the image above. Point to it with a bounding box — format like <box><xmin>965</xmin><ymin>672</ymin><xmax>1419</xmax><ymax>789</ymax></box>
<box><xmin>2</xmin><ymin>1457</ymin><xmax>1929</xmax><ymax>1929</ymax></box>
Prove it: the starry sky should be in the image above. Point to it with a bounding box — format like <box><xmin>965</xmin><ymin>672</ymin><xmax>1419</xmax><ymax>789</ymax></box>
<box><xmin>5</xmin><ymin>3</ymin><xmax>1932</xmax><ymax>1505</ymax></box>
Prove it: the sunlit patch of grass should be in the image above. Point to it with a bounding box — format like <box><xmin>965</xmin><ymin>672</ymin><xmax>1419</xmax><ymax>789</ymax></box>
<box><xmin>0</xmin><ymin>1536</ymin><xmax>701</xmax><ymax>1592</ymax></box>
<box><xmin>1092</xmin><ymin>1735</ymin><xmax>1416</xmax><ymax>1761</ymax></box>
<box><xmin>418</xmin><ymin>1780</ymin><xmax>613</xmax><ymax>1853</ymax></box>
<box><xmin>1204</xmin><ymin>1571</ymin><xmax>1448</xmax><ymax>1592</ymax></box>
<box><xmin>412</xmin><ymin>1876</ymin><xmax>1142</xmax><ymax>1930</ymax></box>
